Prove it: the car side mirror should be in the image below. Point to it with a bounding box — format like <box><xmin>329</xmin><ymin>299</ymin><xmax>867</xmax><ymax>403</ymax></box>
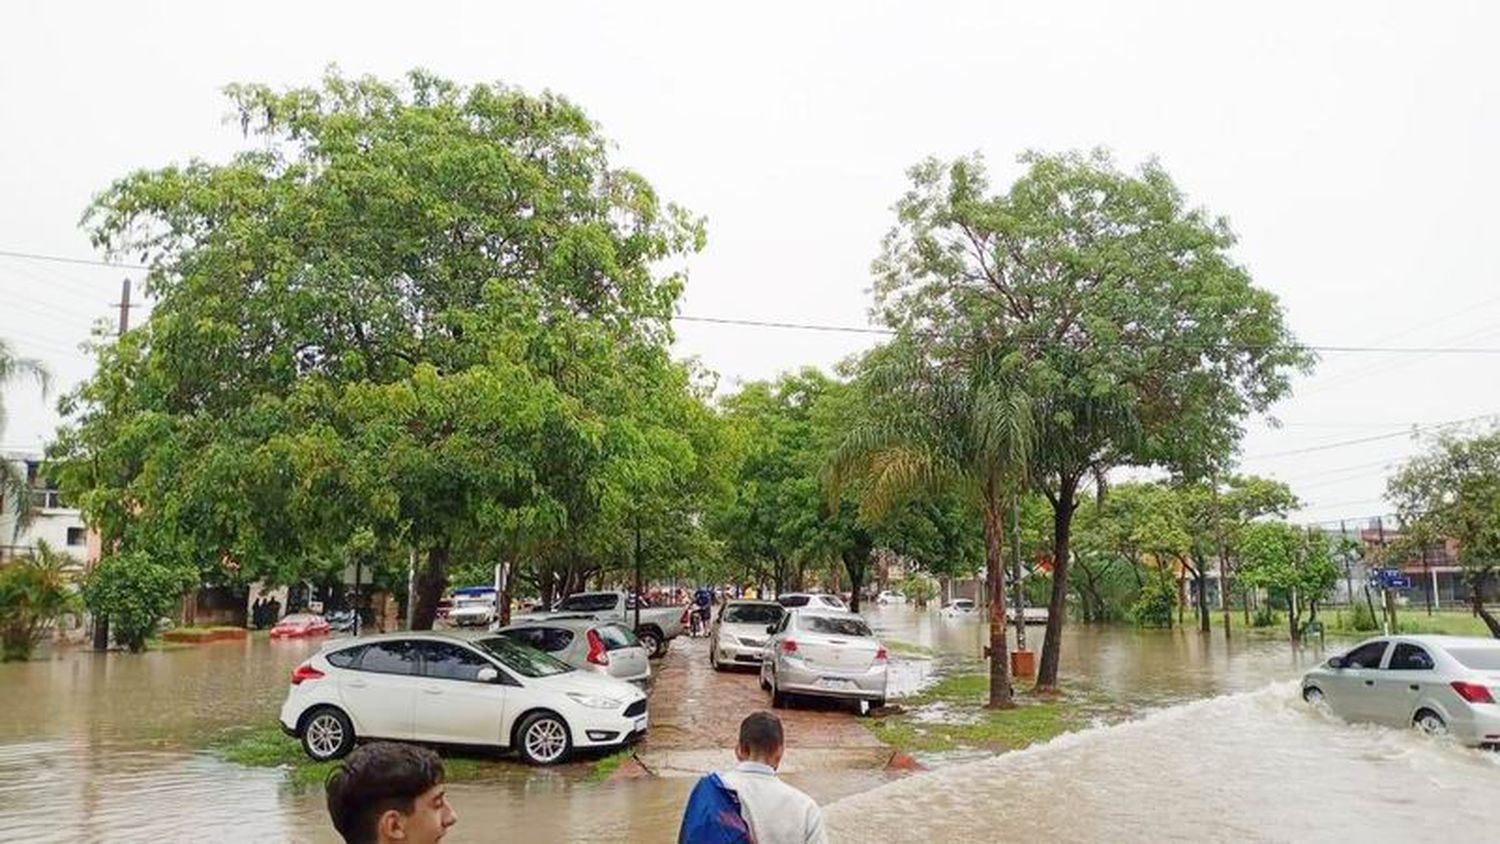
<box><xmin>766</xmin><ymin>624</ymin><xmax>777</xmax><ymax>634</ymax></box>
<box><xmin>476</xmin><ymin>666</ymin><xmax>500</xmax><ymax>683</ymax></box>
<box><xmin>1327</xmin><ymin>656</ymin><xmax>1345</xmax><ymax>670</ymax></box>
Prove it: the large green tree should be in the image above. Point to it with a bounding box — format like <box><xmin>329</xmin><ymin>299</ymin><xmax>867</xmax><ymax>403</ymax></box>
<box><xmin>872</xmin><ymin>150</ymin><xmax>1309</xmax><ymax>691</ymax></box>
<box><xmin>1387</xmin><ymin>428</ymin><xmax>1500</xmax><ymax>637</ymax></box>
<box><xmin>52</xmin><ymin>70</ymin><xmax>707</xmax><ymax>628</ymax></box>
<box><xmin>1236</xmin><ymin>521</ymin><xmax>1338</xmax><ymax>643</ymax></box>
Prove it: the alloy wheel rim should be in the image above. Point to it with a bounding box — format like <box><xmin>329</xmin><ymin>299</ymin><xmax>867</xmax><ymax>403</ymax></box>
<box><xmin>308</xmin><ymin>715</ymin><xmax>343</xmax><ymax>757</ymax></box>
<box><xmin>1419</xmin><ymin>714</ymin><xmax>1446</xmax><ymax>735</ymax></box>
<box><xmin>526</xmin><ymin>719</ymin><xmax>566</xmax><ymax>761</ymax></box>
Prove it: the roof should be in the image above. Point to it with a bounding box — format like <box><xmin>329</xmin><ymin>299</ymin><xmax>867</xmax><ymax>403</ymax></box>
<box><xmin>496</xmin><ymin>617</ymin><xmax>624</xmax><ymax>632</ymax></box>
<box><xmin>724</xmin><ymin>599</ymin><xmax>782</xmax><ymax>607</ymax></box>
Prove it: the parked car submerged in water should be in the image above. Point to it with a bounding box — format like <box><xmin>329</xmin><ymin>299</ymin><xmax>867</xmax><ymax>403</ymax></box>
<box><xmin>710</xmin><ymin>600</ymin><xmax>784</xmax><ymax>670</ymax></box>
<box><xmin>270</xmin><ymin>613</ymin><xmax>330</xmax><ymax>638</ymax></box>
<box><xmin>494</xmin><ymin>618</ymin><xmax>651</xmax><ymax>687</ymax></box>
<box><xmin>1301</xmin><ymin>635</ymin><xmax>1500</xmax><ymax>747</ymax></box>
<box><xmin>760</xmin><ymin>609</ymin><xmax>888</xmax><ymax>711</ymax></box>
<box><xmin>939</xmin><ymin>598</ymin><xmax>976</xmax><ymax>617</ymax></box>
<box><xmin>775</xmin><ymin>592</ymin><xmax>848</xmax><ymax>611</ymax></box>
<box><xmin>280</xmin><ymin>630</ymin><xmax>648</xmax><ymax>765</ymax></box>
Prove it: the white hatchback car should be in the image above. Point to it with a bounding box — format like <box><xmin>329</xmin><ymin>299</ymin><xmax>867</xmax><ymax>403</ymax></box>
<box><xmin>279</xmin><ymin>631</ymin><xmax>648</xmax><ymax>765</ymax></box>
<box><xmin>1301</xmin><ymin>634</ymin><xmax>1500</xmax><ymax>747</ymax></box>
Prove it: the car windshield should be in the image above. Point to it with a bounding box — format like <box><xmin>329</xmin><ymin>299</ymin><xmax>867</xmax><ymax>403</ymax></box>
<box><xmin>473</xmin><ymin>635</ymin><xmax>573</xmax><ymax>677</ymax></box>
<box><xmin>802</xmin><ymin>615</ymin><xmax>873</xmax><ymax>637</ymax></box>
<box><xmin>724</xmin><ymin>604</ymin><xmax>783</xmax><ymax>624</ymax></box>
<box><xmin>1445</xmin><ymin>647</ymin><xmax>1500</xmax><ymax>671</ymax></box>
<box><xmin>818</xmin><ymin>595</ymin><xmax>847</xmax><ymax>608</ymax></box>
<box><xmin>557</xmin><ymin>593</ymin><xmax>620</xmax><ymax>612</ymax></box>
<box><xmin>280</xmin><ymin>614</ymin><xmax>317</xmax><ymax>624</ymax></box>
<box><xmin>778</xmin><ymin>595</ymin><xmax>811</xmax><ymax>607</ymax></box>
<box><xmin>952</xmin><ymin>600</ymin><xmax>973</xmax><ymax>609</ymax></box>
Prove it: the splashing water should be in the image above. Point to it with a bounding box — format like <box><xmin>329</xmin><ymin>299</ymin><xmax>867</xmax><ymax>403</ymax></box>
<box><xmin>826</xmin><ymin>682</ymin><xmax>1500</xmax><ymax>843</ymax></box>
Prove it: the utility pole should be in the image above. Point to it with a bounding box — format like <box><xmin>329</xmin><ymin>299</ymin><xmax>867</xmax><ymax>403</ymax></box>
<box><xmin>92</xmin><ymin>278</ymin><xmax>135</xmax><ymax>652</ymax></box>
<box><xmin>1213</xmin><ymin>481</ymin><xmax>1231</xmax><ymax>640</ymax></box>
<box><xmin>633</xmin><ymin>513</ymin><xmax>643</xmax><ymax>632</ymax></box>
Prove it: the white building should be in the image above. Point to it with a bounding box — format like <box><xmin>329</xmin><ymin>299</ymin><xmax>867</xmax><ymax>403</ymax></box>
<box><xmin>0</xmin><ymin>452</ymin><xmax>93</xmax><ymax>571</ymax></box>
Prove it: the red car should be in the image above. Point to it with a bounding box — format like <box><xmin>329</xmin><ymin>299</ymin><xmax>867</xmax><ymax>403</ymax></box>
<box><xmin>269</xmin><ymin>613</ymin><xmax>331</xmax><ymax>639</ymax></box>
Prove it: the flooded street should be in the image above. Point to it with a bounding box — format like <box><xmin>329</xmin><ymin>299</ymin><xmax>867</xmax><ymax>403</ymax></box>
<box><xmin>1</xmin><ymin>611</ymin><xmax>1496</xmax><ymax>842</ymax></box>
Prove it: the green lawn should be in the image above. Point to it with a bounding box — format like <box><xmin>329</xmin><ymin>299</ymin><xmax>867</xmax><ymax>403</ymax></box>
<box><xmin>868</xmin><ymin>673</ymin><xmax>1090</xmax><ymax>755</ymax></box>
<box><xmin>212</xmin><ymin>726</ymin><xmax>489</xmax><ymax>789</ymax></box>
<box><xmin>1191</xmin><ymin>607</ymin><xmax>1495</xmax><ymax>639</ymax></box>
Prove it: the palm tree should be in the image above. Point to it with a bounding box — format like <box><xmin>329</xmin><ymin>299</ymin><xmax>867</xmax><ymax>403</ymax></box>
<box><xmin>0</xmin><ymin>539</ymin><xmax>78</xmax><ymax>660</ymax></box>
<box><xmin>1</xmin><ymin>338</ymin><xmax>51</xmax><ymax>539</ymax></box>
<box><xmin>834</xmin><ymin>339</ymin><xmax>1034</xmax><ymax>708</ymax></box>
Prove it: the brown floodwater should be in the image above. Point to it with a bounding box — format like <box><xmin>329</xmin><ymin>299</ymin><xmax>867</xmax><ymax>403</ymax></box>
<box><xmin>1</xmin><ymin>611</ymin><xmax>1495</xmax><ymax>842</ymax></box>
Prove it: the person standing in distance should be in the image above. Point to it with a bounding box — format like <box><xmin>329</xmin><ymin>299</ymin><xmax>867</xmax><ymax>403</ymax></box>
<box><xmin>325</xmin><ymin>742</ymin><xmax>456</xmax><ymax>844</ymax></box>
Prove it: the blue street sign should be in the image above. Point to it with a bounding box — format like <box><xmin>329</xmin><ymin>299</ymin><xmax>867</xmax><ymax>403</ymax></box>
<box><xmin>1385</xmin><ymin>576</ymin><xmax>1412</xmax><ymax>589</ymax></box>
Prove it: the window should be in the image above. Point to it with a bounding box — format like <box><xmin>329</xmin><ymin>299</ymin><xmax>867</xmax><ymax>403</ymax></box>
<box><xmin>473</xmin><ymin>636</ymin><xmax>573</xmax><ymax>678</ymax></box>
<box><xmin>358</xmin><ymin>640</ymin><xmax>421</xmax><ymax>675</ymax></box>
<box><xmin>420</xmin><ymin>642</ymin><xmax>495</xmax><ymax>682</ymax></box>
<box><xmin>327</xmin><ymin>645</ymin><xmax>366</xmax><ymax>668</ymax></box>
<box><xmin>1343</xmin><ymin>640</ymin><xmax>1389</xmax><ymax>669</ymax></box>
<box><xmin>1445</xmin><ymin>647</ymin><xmax>1500</xmax><ymax>671</ymax></box>
<box><xmin>802</xmin><ymin>615</ymin><xmax>873</xmax><ymax>637</ymax></box>
<box><xmin>777</xmin><ymin>595</ymin><xmax>811</xmax><ymax>608</ymax></box>
<box><xmin>817</xmin><ymin>595</ymin><xmax>848</xmax><ymax>609</ymax></box>
<box><xmin>594</xmin><ymin>624</ymin><xmax>639</xmax><ymax>651</ymax></box>
<box><xmin>1387</xmin><ymin>643</ymin><xmax>1435</xmax><ymax>671</ymax></box>
<box><xmin>497</xmin><ymin>626</ymin><xmax>575</xmax><ymax>653</ymax></box>
<box><xmin>723</xmin><ymin>604</ymin><xmax>783</xmax><ymax>625</ymax></box>
<box><xmin>66</xmin><ymin>527</ymin><xmax>86</xmax><ymax>546</ymax></box>
<box><xmin>557</xmin><ymin>593</ymin><xmax>621</xmax><ymax>613</ymax></box>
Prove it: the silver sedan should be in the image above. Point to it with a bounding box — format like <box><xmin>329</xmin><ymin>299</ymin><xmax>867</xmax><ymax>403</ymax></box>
<box><xmin>710</xmin><ymin>600</ymin><xmax>785</xmax><ymax>670</ymax></box>
<box><xmin>760</xmin><ymin>609</ymin><xmax>888</xmax><ymax>710</ymax></box>
<box><xmin>494</xmin><ymin>618</ymin><xmax>652</xmax><ymax>687</ymax></box>
<box><xmin>1301</xmin><ymin>634</ymin><xmax>1500</xmax><ymax>746</ymax></box>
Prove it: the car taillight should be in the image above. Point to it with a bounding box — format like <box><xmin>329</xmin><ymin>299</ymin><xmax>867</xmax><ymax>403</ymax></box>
<box><xmin>291</xmin><ymin>663</ymin><xmax>324</xmax><ymax>685</ymax></box>
<box><xmin>1451</xmin><ymin>680</ymin><xmax>1495</xmax><ymax>704</ymax></box>
<box><xmin>780</xmin><ymin>639</ymin><xmax>798</xmax><ymax>654</ymax></box>
<box><xmin>680</xmin><ymin>608</ymin><xmax>691</xmax><ymax>625</ymax></box>
<box><xmin>874</xmin><ymin>647</ymin><xmax>888</xmax><ymax>662</ymax></box>
<box><xmin>586</xmin><ymin>629</ymin><xmax>610</xmax><ymax>666</ymax></box>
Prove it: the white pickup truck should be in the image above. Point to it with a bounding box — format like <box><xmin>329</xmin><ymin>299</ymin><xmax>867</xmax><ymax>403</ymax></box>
<box><xmin>523</xmin><ymin>591</ymin><xmax>688</xmax><ymax>658</ymax></box>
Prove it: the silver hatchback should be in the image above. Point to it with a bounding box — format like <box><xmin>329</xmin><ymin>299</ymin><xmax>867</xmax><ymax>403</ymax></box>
<box><xmin>760</xmin><ymin>609</ymin><xmax>888</xmax><ymax>710</ymax></box>
<box><xmin>495</xmin><ymin>618</ymin><xmax>652</xmax><ymax>687</ymax></box>
<box><xmin>1301</xmin><ymin>634</ymin><xmax>1500</xmax><ymax>746</ymax></box>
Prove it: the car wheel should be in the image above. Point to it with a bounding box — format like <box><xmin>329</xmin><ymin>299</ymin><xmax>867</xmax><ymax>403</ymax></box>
<box><xmin>516</xmin><ymin>711</ymin><xmax>573</xmax><ymax>765</ymax></box>
<box><xmin>1414</xmin><ymin>709</ymin><xmax>1448</xmax><ymax>737</ymax></box>
<box><xmin>770</xmin><ymin>674</ymin><xmax>787</xmax><ymax>709</ymax></box>
<box><xmin>638</xmin><ymin>630</ymin><xmax>663</xmax><ymax>659</ymax></box>
<box><xmin>1302</xmin><ymin>686</ymin><xmax>1325</xmax><ymax>707</ymax></box>
<box><xmin>709</xmin><ymin>643</ymin><xmax>723</xmax><ymax>671</ymax></box>
<box><xmin>301</xmin><ymin>706</ymin><xmax>356</xmax><ymax>761</ymax></box>
<box><xmin>759</xmin><ymin>666</ymin><xmax>771</xmax><ymax>690</ymax></box>
<box><xmin>871</xmin><ymin>698</ymin><xmax>887</xmax><ymax>712</ymax></box>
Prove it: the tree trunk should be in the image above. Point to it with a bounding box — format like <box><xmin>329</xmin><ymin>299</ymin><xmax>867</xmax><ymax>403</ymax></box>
<box><xmin>845</xmin><ymin>557</ymin><xmax>864</xmax><ymax>614</ymax></box>
<box><xmin>981</xmin><ymin>487</ymin><xmax>1014</xmax><ymax>708</ymax></box>
<box><xmin>412</xmin><ymin>544</ymin><xmax>448</xmax><ymax>631</ymax></box>
<box><xmin>1035</xmin><ymin>480</ymin><xmax>1077</xmax><ymax>693</ymax></box>
<box><xmin>1288</xmin><ymin>587</ymin><xmax>1301</xmax><ymax>644</ymax></box>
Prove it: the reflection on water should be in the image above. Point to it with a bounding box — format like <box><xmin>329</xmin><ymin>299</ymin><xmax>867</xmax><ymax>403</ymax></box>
<box><xmin>827</xmin><ymin>682</ymin><xmax>1500</xmax><ymax>843</ymax></box>
<box><xmin>1</xmin><ymin>614</ymin><xmax>1492</xmax><ymax>842</ymax></box>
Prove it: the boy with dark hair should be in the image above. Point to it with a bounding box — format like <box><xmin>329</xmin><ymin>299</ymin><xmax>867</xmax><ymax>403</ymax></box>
<box><xmin>679</xmin><ymin>711</ymin><xmax>827</xmax><ymax>844</ymax></box>
<box><xmin>325</xmin><ymin>742</ymin><xmax>456</xmax><ymax>844</ymax></box>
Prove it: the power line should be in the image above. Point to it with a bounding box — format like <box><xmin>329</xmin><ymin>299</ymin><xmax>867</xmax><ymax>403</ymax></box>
<box><xmin>0</xmin><ymin>249</ymin><xmax>149</xmax><ymax>271</ymax></box>
<box><xmin>1242</xmin><ymin>413</ymin><xmax>1497</xmax><ymax>460</ymax></box>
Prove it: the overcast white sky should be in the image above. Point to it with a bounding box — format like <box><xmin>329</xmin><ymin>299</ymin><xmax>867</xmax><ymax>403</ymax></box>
<box><xmin>3</xmin><ymin>0</ymin><xmax>1499</xmax><ymax>525</ymax></box>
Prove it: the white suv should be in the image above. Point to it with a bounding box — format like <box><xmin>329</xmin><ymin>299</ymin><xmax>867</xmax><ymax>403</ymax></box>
<box><xmin>279</xmin><ymin>630</ymin><xmax>648</xmax><ymax>765</ymax></box>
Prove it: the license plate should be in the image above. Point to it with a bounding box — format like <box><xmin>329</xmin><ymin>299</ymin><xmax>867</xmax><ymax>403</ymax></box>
<box><xmin>816</xmin><ymin>678</ymin><xmax>856</xmax><ymax>690</ymax></box>
<box><xmin>634</xmin><ymin>716</ymin><xmax>648</xmax><ymax>732</ymax></box>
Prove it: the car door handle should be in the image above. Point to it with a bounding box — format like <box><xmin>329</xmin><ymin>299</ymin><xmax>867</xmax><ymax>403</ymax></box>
<box><xmin>422</xmin><ymin>688</ymin><xmax>444</xmax><ymax>695</ymax></box>
<box><xmin>347</xmin><ymin>680</ymin><xmax>368</xmax><ymax>689</ymax></box>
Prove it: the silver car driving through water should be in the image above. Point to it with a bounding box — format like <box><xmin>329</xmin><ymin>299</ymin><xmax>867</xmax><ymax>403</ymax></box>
<box><xmin>760</xmin><ymin>609</ymin><xmax>888</xmax><ymax>710</ymax></box>
<box><xmin>1301</xmin><ymin>634</ymin><xmax>1500</xmax><ymax>747</ymax></box>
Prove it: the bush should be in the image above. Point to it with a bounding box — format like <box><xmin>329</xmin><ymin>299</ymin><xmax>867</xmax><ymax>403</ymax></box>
<box><xmin>82</xmin><ymin>551</ymin><xmax>197</xmax><ymax>653</ymax></box>
<box><xmin>1348</xmin><ymin>601</ymin><xmax>1380</xmax><ymax>632</ymax></box>
<box><xmin>1251</xmin><ymin>605</ymin><xmax>1280</xmax><ymax>628</ymax></box>
<box><xmin>1129</xmin><ymin>578</ymin><xmax>1176</xmax><ymax>628</ymax></box>
<box><xmin>0</xmin><ymin>542</ymin><xmax>79</xmax><ymax>661</ymax></box>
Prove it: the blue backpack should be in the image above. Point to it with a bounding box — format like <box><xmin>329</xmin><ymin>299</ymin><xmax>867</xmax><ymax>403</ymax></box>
<box><xmin>678</xmin><ymin>773</ymin><xmax>753</xmax><ymax>844</ymax></box>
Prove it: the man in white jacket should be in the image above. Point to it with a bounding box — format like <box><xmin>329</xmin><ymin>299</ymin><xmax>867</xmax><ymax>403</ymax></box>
<box><xmin>717</xmin><ymin>711</ymin><xmax>828</xmax><ymax>844</ymax></box>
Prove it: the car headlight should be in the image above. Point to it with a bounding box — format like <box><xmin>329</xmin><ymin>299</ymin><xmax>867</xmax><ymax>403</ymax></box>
<box><xmin>567</xmin><ymin>692</ymin><xmax>623</xmax><ymax>709</ymax></box>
